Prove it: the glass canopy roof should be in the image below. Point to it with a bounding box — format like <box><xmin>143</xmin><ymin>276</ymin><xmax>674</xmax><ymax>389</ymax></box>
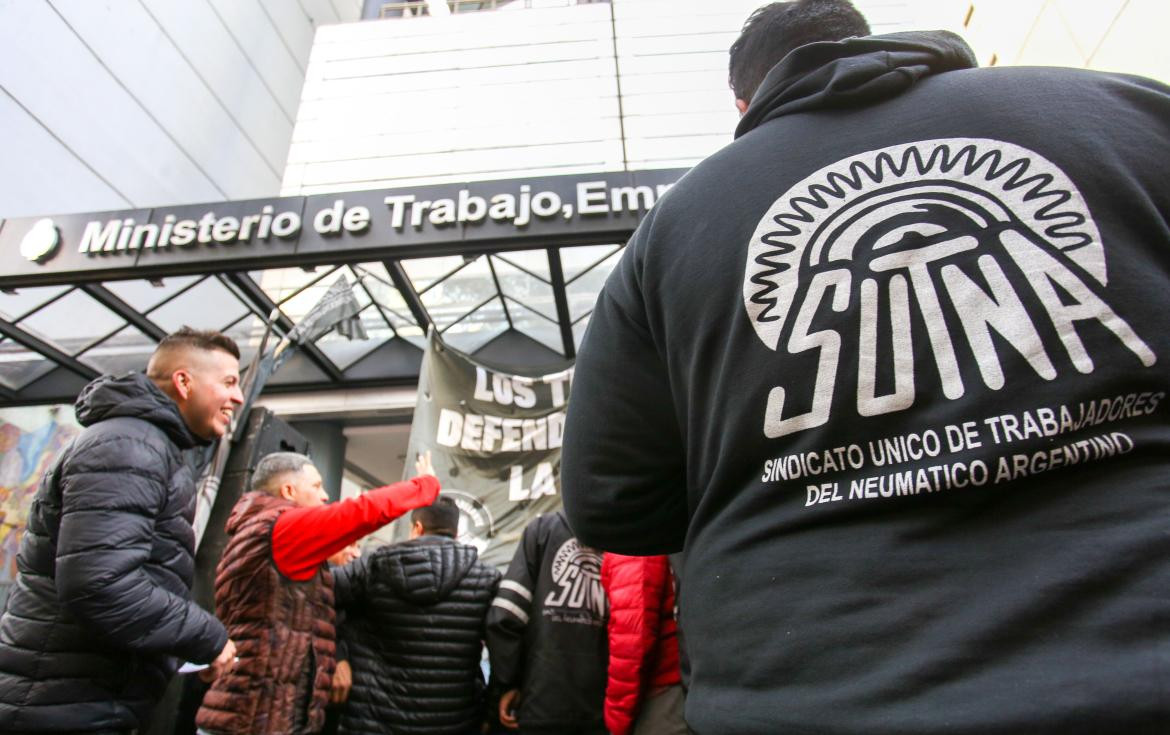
<box><xmin>0</xmin><ymin>244</ymin><xmax>625</xmax><ymax>405</ymax></box>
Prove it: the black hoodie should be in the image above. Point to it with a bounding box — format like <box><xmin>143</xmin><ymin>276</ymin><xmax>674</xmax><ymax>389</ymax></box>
<box><xmin>0</xmin><ymin>372</ymin><xmax>228</xmax><ymax>733</ymax></box>
<box><xmin>563</xmin><ymin>31</ymin><xmax>1170</xmax><ymax>734</ymax></box>
<box><xmin>333</xmin><ymin>534</ymin><xmax>501</xmax><ymax>735</ymax></box>
<box><xmin>486</xmin><ymin>512</ymin><xmax>609</xmax><ymax>731</ymax></box>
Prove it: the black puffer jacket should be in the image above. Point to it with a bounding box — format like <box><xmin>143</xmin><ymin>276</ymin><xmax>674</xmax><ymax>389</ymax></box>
<box><xmin>334</xmin><ymin>535</ymin><xmax>501</xmax><ymax>735</ymax></box>
<box><xmin>0</xmin><ymin>372</ymin><xmax>228</xmax><ymax>733</ymax></box>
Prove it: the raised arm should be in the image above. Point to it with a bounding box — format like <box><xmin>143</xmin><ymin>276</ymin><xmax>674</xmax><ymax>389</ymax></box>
<box><xmin>272</xmin><ymin>475</ymin><xmax>439</xmax><ymax>581</ymax></box>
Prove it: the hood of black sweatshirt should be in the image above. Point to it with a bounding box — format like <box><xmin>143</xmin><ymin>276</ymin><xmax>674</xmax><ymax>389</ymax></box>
<box><xmin>75</xmin><ymin>371</ymin><xmax>206</xmax><ymax>449</ymax></box>
<box><xmin>735</xmin><ymin>30</ymin><xmax>977</xmax><ymax>139</ymax></box>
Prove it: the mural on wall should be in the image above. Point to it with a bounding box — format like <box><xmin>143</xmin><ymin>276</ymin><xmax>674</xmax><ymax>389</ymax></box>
<box><xmin>0</xmin><ymin>405</ymin><xmax>80</xmax><ymax>594</ymax></box>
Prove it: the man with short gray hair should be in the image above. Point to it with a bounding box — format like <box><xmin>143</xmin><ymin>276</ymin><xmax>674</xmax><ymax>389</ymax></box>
<box><xmin>196</xmin><ymin>452</ymin><xmax>440</xmax><ymax>735</ymax></box>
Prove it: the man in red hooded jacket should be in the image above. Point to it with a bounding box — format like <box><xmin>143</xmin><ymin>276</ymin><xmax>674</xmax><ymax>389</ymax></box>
<box><xmin>196</xmin><ymin>451</ymin><xmax>439</xmax><ymax>735</ymax></box>
<box><xmin>601</xmin><ymin>553</ymin><xmax>686</xmax><ymax>735</ymax></box>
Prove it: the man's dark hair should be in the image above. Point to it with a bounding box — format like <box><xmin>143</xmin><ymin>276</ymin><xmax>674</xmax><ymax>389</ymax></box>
<box><xmin>729</xmin><ymin>0</ymin><xmax>871</xmax><ymax>102</ymax></box>
<box><xmin>155</xmin><ymin>326</ymin><xmax>241</xmax><ymax>360</ymax></box>
<box><xmin>411</xmin><ymin>496</ymin><xmax>459</xmax><ymax>538</ymax></box>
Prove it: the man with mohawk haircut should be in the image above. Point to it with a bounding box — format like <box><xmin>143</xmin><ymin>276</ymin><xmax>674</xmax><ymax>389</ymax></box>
<box><xmin>0</xmin><ymin>327</ymin><xmax>242</xmax><ymax>733</ymax></box>
<box><xmin>561</xmin><ymin>1</ymin><xmax>1170</xmax><ymax>733</ymax></box>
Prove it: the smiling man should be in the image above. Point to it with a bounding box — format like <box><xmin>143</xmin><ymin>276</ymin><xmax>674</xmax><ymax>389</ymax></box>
<box><xmin>196</xmin><ymin>451</ymin><xmax>441</xmax><ymax>735</ymax></box>
<box><xmin>0</xmin><ymin>327</ymin><xmax>243</xmax><ymax>734</ymax></box>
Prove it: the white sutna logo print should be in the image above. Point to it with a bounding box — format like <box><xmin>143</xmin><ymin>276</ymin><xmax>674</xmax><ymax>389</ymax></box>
<box><xmin>543</xmin><ymin>538</ymin><xmax>606</xmax><ymax>620</ymax></box>
<box><xmin>743</xmin><ymin>138</ymin><xmax>1156</xmax><ymax>439</ymax></box>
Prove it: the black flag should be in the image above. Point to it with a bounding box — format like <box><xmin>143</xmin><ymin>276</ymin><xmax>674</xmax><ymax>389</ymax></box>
<box><xmin>193</xmin><ymin>274</ymin><xmax>369</xmax><ymax>546</ymax></box>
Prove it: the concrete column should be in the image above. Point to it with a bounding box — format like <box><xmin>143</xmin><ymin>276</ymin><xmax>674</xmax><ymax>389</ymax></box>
<box><xmin>290</xmin><ymin>420</ymin><xmax>348</xmax><ymax>501</ymax></box>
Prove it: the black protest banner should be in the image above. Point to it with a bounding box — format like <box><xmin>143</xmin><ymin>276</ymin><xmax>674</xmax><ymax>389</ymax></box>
<box><xmin>396</xmin><ymin>330</ymin><xmax>572</xmax><ymax>567</ymax></box>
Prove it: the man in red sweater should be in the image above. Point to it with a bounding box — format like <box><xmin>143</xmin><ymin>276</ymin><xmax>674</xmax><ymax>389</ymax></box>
<box><xmin>601</xmin><ymin>553</ymin><xmax>686</xmax><ymax>735</ymax></box>
<box><xmin>195</xmin><ymin>451</ymin><xmax>439</xmax><ymax>735</ymax></box>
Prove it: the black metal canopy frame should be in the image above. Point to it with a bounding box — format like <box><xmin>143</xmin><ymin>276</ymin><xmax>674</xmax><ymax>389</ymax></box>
<box><xmin>0</xmin><ymin>169</ymin><xmax>685</xmax><ymax>407</ymax></box>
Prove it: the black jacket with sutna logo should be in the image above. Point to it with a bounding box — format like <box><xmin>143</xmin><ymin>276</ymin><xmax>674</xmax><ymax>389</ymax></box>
<box><xmin>485</xmin><ymin>512</ymin><xmax>608</xmax><ymax>731</ymax></box>
<box><xmin>562</xmin><ymin>31</ymin><xmax>1170</xmax><ymax>734</ymax></box>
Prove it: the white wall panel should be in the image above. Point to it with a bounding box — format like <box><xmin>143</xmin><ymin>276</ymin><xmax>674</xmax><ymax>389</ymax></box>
<box><xmin>612</xmin><ymin>0</ymin><xmax>920</xmax><ymax>171</ymax></box>
<box><xmin>0</xmin><ymin>89</ymin><xmax>128</xmax><ymax>216</ymax></box>
<box><xmin>0</xmin><ymin>0</ymin><xmax>223</xmax><ymax>212</ymax></box>
<box><xmin>140</xmin><ymin>0</ymin><xmax>295</xmax><ymax>173</ymax></box>
<box><xmin>618</xmin><ymin>68</ymin><xmax>730</xmax><ymax>96</ymax></box>
<box><xmin>0</xmin><ymin>0</ymin><xmax>358</xmax><ymax>219</ymax></box>
<box><xmin>303</xmin><ymin>57</ymin><xmax>613</xmax><ymax>98</ymax></box>
<box><xmin>288</xmin><ymin>113</ymin><xmax>621</xmax><ymax>164</ymax></box>
<box><xmin>610</xmin><ymin>0</ymin><xmax>756</xmax><ymax>169</ymax></box>
<box><xmin>334</xmin><ymin>0</ymin><xmax>363</xmax><ymax>21</ymax></box>
<box><xmin>622</xmin><ymin>89</ymin><xmax>734</xmax><ymax>116</ymax></box>
<box><xmin>623</xmin><ymin>110</ymin><xmax>732</xmax><ymax>139</ymax></box>
<box><xmin>207</xmin><ymin>0</ymin><xmax>308</xmax><ymax>119</ymax></box>
<box><xmin>323</xmin><ymin>41</ymin><xmax>605</xmax><ymax>77</ymax></box>
<box><xmin>294</xmin><ymin>94</ymin><xmax>619</xmax><ymax>140</ymax></box>
<box><xmin>319</xmin><ymin>20</ymin><xmax>611</xmax><ymax>58</ymax></box>
<box><xmin>296</xmin><ymin>76</ymin><xmax>616</xmax><ymax>124</ymax></box>
<box><xmin>288</xmin><ymin>163</ymin><xmax>617</xmax><ymax>194</ymax></box>
<box><xmin>1088</xmin><ymin>0</ymin><xmax>1170</xmax><ymax>82</ymax></box>
<box><xmin>627</xmin><ymin>134</ymin><xmax>731</xmax><ymax>162</ymax></box>
<box><xmin>259</xmin><ymin>0</ymin><xmax>315</xmax><ymax>72</ymax></box>
<box><xmin>301</xmin><ymin>140</ymin><xmax>618</xmax><ymax>186</ymax></box>
<box><xmin>310</xmin><ymin>0</ymin><xmax>362</xmax><ymax>25</ymax></box>
<box><xmin>284</xmin><ymin>3</ymin><xmax>625</xmax><ymax>193</ymax></box>
<box><xmin>50</xmin><ymin>0</ymin><xmax>281</xmax><ymax>199</ymax></box>
<box><xmin>860</xmin><ymin>0</ymin><xmax>917</xmax><ymax>33</ymax></box>
<box><xmin>299</xmin><ymin>0</ymin><xmax>342</xmax><ymax>25</ymax></box>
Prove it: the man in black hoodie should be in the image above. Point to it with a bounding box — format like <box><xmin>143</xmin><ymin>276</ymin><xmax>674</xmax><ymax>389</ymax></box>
<box><xmin>562</xmin><ymin>1</ymin><xmax>1170</xmax><ymax>733</ymax></box>
<box><xmin>486</xmin><ymin>511</ymin><xmax>608</xmax><ymax>735</ymax></box>
<box><xmin>333</xmin><ymin>496</ymin><xmax>501</xmax><ymax>735</ymax></box>
<box><xmin>0</xmin><ymin>327</ymin><xmax>241</xmax><ymax>733</ymax></box>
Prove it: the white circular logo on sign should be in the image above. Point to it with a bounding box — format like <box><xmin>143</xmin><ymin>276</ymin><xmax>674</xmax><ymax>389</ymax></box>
<box><xmin>443</xmin><ymin>489</ymin><xmax>495</xmax><ymax>554</ymax></box>
<box><xmin>20</xmin><ymin>218</ymin><xmax>60</xmax><ymax>264</ymax></box>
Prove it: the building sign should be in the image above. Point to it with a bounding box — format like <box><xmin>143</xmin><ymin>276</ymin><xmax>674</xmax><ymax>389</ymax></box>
<box><xmin>393</xmin><ymin>330</ymin><xmax>570</xmax><ymax>568</ymax></box>
<box><xmin>0</xmin><ymin>169</ymin><xmax>686</xmax><ymax>287</ymax></box>
<box><xmin>18</xmin><ymin>219</ymin><xmax>60</xmax><ymax>264</ymax></box>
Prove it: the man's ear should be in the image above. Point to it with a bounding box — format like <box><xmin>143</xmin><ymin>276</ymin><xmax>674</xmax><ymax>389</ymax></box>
<box><xmin>278</xmin><ymin>484</ymin><xmax>296</xmax><ymax>502</ymax></box>
<box><xmin>735</xmin><ymin>97</ymin><xmax>750</xmax><ymax>116</ymax></box>
<box><xmin>172</xmin><ymin>369</ymin><xmax>193</xmax><ymax>400</ymax></box>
